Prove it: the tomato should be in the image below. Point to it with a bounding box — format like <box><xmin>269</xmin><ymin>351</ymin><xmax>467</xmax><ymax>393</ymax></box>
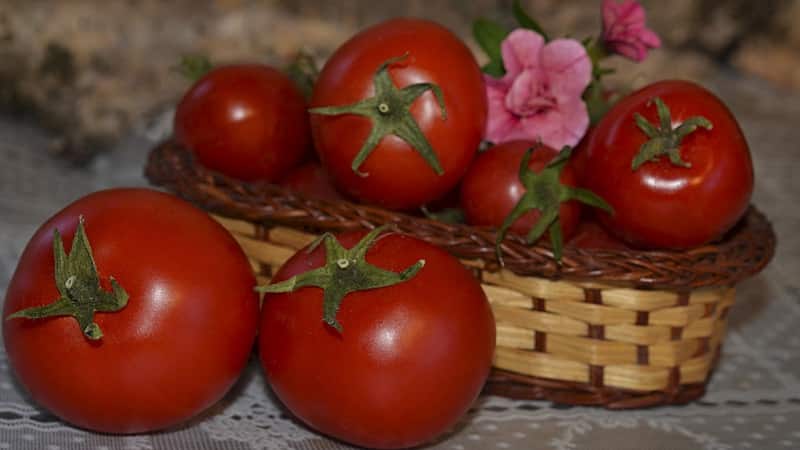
<box><xmin>174</xmin><ymin>64</ymin><xmax>311</xmax><ymax>181</ymax></box>
<box><xmin>580</xmin><ymin>80</ymin><xmax>753</xmax><ymax>248</ymax></box>
<box><xmin>259</xmin><ymin>229</ymin><xmax>495</xmax><ymax>449</ymax></box>
<box><xmin>567</xmin><ymin>218</ymin><xmax>630</xmax><ymax>250</ymax></box>
<box><xmin>278</xmin><ymin>161</ymin><xmax>346</xmax><ymax>202</ymax></box>
<box><xmin>2</xmin><ymin>188</ymin><xmax>258</xmax><ymax>433</ymax></box>
<box><xmin>310</xmin><ymin>18</ymin><xmax>487</xmax><ymax>210</ymax></box>
<box><xmin>460</xmin><ymin>141</ymin><xmax>582</xmax><ymax>238</ymax></box>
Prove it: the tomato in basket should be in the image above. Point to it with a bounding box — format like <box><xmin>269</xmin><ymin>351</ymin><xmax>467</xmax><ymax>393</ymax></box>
<box><xmin>278</xmin><ymin>161</ymin><xmax>346</xmax><ymax>202</ymax></box>
<box><xmin>174</xmin><ymin>64</ymin><xmax>311</xmax><ymax>182</ymax></box>
<box><xmin>2</xmin><ymin>189</ymin><xmax>259</xmax><ymax>433</ymax></box>
<box><xmin>309</xmin><ymin>18</ymin><xmax>487</xmax><ymax>210</ymax></box>
<box><xmin>580</xmin><ymin>80</ymin><xmax>753</xmax><ymax>249</ymax></box>
<box><xmin>460</xmin><ymin>141</ymin><xmax>612</xmax><ymax>261</ymax></box>
<box><xmin>258</xmin><ymin>228</ymin><xmax>495</xmax><ymax>449</ymax></box>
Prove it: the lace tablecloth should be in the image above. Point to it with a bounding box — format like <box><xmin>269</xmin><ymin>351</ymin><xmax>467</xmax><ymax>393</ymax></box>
<box><xmin>1</xmin><ymin>74</ymin><xmax>799</xmax><ymax>450</ymax></box>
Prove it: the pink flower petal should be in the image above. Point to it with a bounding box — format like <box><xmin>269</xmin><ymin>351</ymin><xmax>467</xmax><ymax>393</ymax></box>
<box><xmin>484</xmin><ymin>78</ymin><xmax>519</xmax><ymax>143</ymax></box>
<box><xmin>639</xmin><ymin>28</ymin><xmax>662</xmax><ymax>48</ymax></box>
<box><xmin>520</xmin><ymin>98</ymin><xmax>589</xmax><ymax>149</ymax></box>
<box><xmin>541</xmin><ymin>39</ymin><xmax>592</xmax><ymax>99</ymax></box>
<box><xmin>500</xmin><ymin>29</ymin><xmax>545</xmax><ymax>80</ymax></box>
<box><xmin>601</xmin><ymin>0</ymin><xmax>660</xmax><ymax>62</ymax></box>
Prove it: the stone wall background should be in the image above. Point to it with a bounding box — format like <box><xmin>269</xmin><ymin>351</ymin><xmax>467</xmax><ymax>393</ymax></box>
<box><xmin>0</xmin><ymin>0</ymin><xmax>797</xmax><ymax>163</ymax></box>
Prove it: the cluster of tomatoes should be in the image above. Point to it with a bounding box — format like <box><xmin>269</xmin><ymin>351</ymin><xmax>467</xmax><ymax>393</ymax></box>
<box><xmin>174</xmin><ymin>18</ymin><xmax>753</xmax><ymax>254</ymax></box>
<box><xmin>3</xmin><ymin>15</ymin><xmax>754</xmax><ymax>450</ymax></box>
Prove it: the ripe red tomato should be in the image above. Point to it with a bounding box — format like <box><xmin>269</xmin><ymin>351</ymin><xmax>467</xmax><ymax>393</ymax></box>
<box><xmin>310</xmin><ymin>18</ymin><xmax>487</xmax><ymax>210</ymax></box>
<box><xmin>259</xmin><ymin>230</ymin><xmax>495</xmax><ymax>449</ymax></box>
<box><xmin>174</xmin><ymin>64</ymin><xmax>311</xmax><ymax>181</ymax></box>
<box><xmin>567</xmin><ymin>218</ymin><xmax>630</xmax><ymax>250</ymax></box>
<box><xmin>3</xmin><ymin>188</ymin><xmax>259</xmax><ymax>433</ymax></box>
<box><xmin>460</xmin><ymin>141</ymin><xmax>581</xmax><ymax>239</ymax></box>
<box><xmin>278</xmin><ymin>161</ymin><xmax>346</xmax><ymax>202</ymax></box>
<box><xmin>581</xmin><ymin>80</ymin><xmax>753</xmax><ymax>249</ymax></box>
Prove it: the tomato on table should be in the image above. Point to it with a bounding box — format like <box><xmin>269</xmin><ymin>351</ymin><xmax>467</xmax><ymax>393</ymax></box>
<box><xmin>2</xmin><ymin>188</ymin><xmax>259</xmax><ymax>433</ymax></box>
<box><xmin>580</xmin><ymin>80</ymin><xmax>753</xmax><ymax>249</ymax></box>
<box><xmin>258</xmin><ymin>228</ymin><xmax>495</xmax><ymax>449</ymax></box>
<box><xmin>174</xmin><ymin>64</ymin><xmax>311</xmax><ymax>181</ymax></box>
<box><xmin>310</xmin><ymin>18</ymin><xmax>487</xmax><ymax>210</ymax></box>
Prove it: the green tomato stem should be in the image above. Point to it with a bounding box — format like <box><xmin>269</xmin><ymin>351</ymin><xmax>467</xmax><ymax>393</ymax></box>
<box><xmin>6</xmin><ymin>217</ymin><xmax>129</xmax><ymax>340</ymax></box>
<box><xmin>255</xmin><ymin>226</ymin><xmax>425</xmax><ymax>332</ymax></box>
<box><xmin>309</xmin><ymin>54</ymin><xmax>448</xmax><ymax>177</ymax></box>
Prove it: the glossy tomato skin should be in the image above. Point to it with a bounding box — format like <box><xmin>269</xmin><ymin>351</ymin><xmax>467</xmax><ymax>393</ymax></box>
<box><xmin>2</xmin><ymin>189</ymin><xmax>259</xmax><ymax>433</ymax></box>
<box><xmin>278</xmin><ymin>161</ymin><xmax>346</xmax><ymax>202</ymax></box>
<box><xmin>582</xmin><ymin>80</ymin><xmax>753</xmax><ymax>249</ymax></box>
<box><xmin>260</xmin><ymin>232</ymin><xmax>495</xmax><ymax>449</ymax></box>
<box><xmin>310</xmin><ymin>18</ymin><xmax>487</xmax><ymax>210</ymax></box>
<box><xmin>460</xmin><ymin>141</ymin><xmax>581</xmax><ymax>239</ymax></box>
<box><xmin>174</xmin><ymin>64</ymin><xmax>311</xmax><ymax>181</ymax></box>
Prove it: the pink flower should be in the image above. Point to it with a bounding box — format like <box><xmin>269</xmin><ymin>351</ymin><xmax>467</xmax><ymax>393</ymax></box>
<box><xmin>484</xmin><ymin>29</ymin><xmax>591</xmax><ymax>149</ymax></box>
<box><xmin>601</xmin><ymin>0</ymin><xmax>661</xmax><ymax>62</ymax></box>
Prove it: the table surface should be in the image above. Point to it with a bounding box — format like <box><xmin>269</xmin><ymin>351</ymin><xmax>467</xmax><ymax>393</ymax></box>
<box><xmin>1</xmin><ymin>72</ymin><xmax>799</xmax><ymax>450</ymax></box>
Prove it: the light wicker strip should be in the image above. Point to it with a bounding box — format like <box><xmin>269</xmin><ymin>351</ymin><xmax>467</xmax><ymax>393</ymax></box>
<box><xmin>494</xmin><ymin>347</ymin><xmax>589</xmax><ymax>383</ymax></box>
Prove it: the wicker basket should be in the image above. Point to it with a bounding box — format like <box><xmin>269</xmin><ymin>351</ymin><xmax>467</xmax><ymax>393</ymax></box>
<box><xmin>145</xmin><ymin>140</ymin><xmax>775</xmax><ymax>409</ymax></box>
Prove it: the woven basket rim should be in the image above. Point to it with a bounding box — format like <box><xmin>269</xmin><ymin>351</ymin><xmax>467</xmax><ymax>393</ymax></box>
<box><xmin>145</xmin><ymin>140</ymin><xmax>775</xmax><ymax>290</ymax></box>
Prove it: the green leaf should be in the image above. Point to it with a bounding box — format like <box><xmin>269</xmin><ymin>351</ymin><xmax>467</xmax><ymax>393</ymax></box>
<box><xmin>175</xmin><ymin>55</ymin><xmax>213</xmax><ymax>82</ymax></box>
<box><xmin>482</xmin><ymin>59</ymin><xmax>506</xmax><ymax>77</ymax></box>
<box><xmin>473</xmin><ymin>18</ymin><xmax>509</xmax><ymax>76</ymax></box>
<box><xmin>284</xmin><ymin>50</ymin><xmax>319</xmax><ymax>100</ymax></box>
<box><xmin>421</xmin><ymin>206</ymin><xmax>466</xmax><ymax>224</ymax></box>
<box><xmin>512</xmin><ymin>0</ymin><xmax>549</xmax><ymax>40</ymax></box>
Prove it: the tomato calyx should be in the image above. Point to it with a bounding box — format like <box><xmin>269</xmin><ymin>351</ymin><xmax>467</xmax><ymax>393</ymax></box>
<box><xmin>256</xmin><ymin>226</ymin><xmax>425</xmax><ymax>332</ymax></box>
<box><xmin>632</xmin><ymin>97</ymin><xmax>713</xmax><ymax>170</ymax></box>
<box><xmin>310</xmin><ymin>54</ymin><xmax>448</xmax><ymax>177</ymax></box>
<box><xmin>6</xmin><ymin>217</ymin><xmax>129</xmax><ymax>340</ymax></box>
<box><xmin>495</xmin><ymin>146</ymin><xmax>613</xmax><ymax>263</ymax></box>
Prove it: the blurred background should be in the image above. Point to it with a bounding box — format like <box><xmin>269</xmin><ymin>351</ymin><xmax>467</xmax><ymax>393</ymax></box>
<box><xmin>0</xmin><ymin>0</ymin><xmax>797</xmax><ymax>162</ymax></box>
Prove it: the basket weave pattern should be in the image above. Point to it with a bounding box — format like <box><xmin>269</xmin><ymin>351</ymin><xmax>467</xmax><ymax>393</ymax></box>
<box><xmin>146</xmin><ymin>141</ymin><xmax>776</xmax><ymax>409</ymax></box>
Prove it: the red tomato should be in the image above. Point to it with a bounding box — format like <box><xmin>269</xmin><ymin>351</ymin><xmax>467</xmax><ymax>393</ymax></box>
<box><xmin>259</xmin><ymin>231</ymin><xmax>495</xmax><ymax>449</ymax></box>
<box><xmin>459</xmin><ymin>141</ymin><xmax>581</xmax><ymax>239</ymax></box>
<box><xmin>567</xmin><ymin>218</ymin><xmax>630</xmax><ymax>250</ymax></box>
<box><xmin>570</xmin><ymin>125</ymin><xmax>596</xmax><ymax>180</ymax></box>
<box><xmin>581</xmin><ymin>80</ymin><xmax>753</xmax><ymax>248</ymax></box>
<box><xmin>310</xmin><ymin>18</ymin><xmax>487</xmax><ymax>210</ymax></box>
<box><xmin>174</xmin><ymin>64</ymin><xmax>311</xmax><ymax>181</ymax></box>
<box><xmin>3</xmin><ymin>189</ymin><xmax>258</xmax><ymax>433</ymax></box>
<box><xmin>278</xmin><ymin>161</ymin><xmax>346</xmax><ymax>202</ymax></box>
